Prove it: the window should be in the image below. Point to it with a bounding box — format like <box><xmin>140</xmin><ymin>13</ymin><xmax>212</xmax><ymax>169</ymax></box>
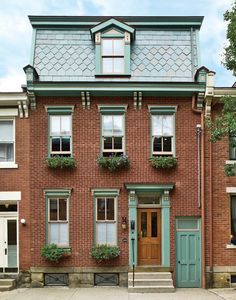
<box><xmin>48</xmin><ymin>198</ymin><xmax>69</xmax><ymax>246</ymax></box>
<box><xmin>101</xmin><ymin>38</ymin><xmax>124</xmax><ymax>74</ymax></box>
<box><xmin>152</xmin><ymin>115</ymin><xmax>174</xmax><ymax>155</ymax></box>
<box><xmin>229</xmin><ymin>136</ymin><xmax>236</xmax><ymax>160</ymax></box>
<box><xmin>96</xmin><ymin>197</ymin><xmax>116</xmax><ymax>245</ymax></box>
<box><xmin>231</xmin><ymin>196</ymin><xmax>236</xmax><ymax>241</ymax></box>
<box><xmin>0</xmin><ymin>120</ymin><xmax>14</xmax><ymax>162</ymax></box>
<box><xmin>102</xmin><ymin>115</ymin><xmax>124</xmax><ymax>155</ymax></box>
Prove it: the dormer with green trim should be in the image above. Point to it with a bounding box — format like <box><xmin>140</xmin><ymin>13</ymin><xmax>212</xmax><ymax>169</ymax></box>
<box><xmin>90</xmin><ymin>18</ymin><xmax>135</xmax><ymax>76</ymax></box>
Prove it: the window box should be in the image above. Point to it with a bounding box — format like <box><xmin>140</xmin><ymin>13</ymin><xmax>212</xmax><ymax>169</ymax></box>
<box><xmin>90</xmin><ymin>244</ymin><xmax>120</xmax><ymax>263</ymax></box>
<box><xmin>45</xmin><ymin>156</ymin><xmax>76</xmax><ymax>169</ymax></box>
<box><xmin>97</xmin><ymin>154</ymin><xmax>130</xmax><ymax>171</ymax></box>
<box><xmin>224</xmin><ymin>163</ymin><xmax>236</xmax><ymax>176</ymax></box>
<box><xmin>149</xmin><ymin>156</ymin><xmax>177</xmax><ymax>169</ymax></box>
<box><xmin>41</xmin><ymin>244</ymin><xmax>71</xmax><ymax>263</ymax></box>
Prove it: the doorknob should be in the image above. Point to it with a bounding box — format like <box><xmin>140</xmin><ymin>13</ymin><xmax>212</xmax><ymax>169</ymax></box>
<box><xmin>5</xmin><ymin>248</ymin><xmax>7</xmax><ymax>255</ymax></box>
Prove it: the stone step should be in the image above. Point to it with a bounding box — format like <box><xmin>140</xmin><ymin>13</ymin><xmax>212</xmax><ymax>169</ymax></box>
<box><xmin>131</xmin><ymin>266</ymin><xmax>171</xmax><ymax>272</ymax></box>
<box><xmin>0</xmin><ymin>285</ymin><xmax>15</xmax><ymax>292</ymax></box>
<box><xmin>128</xmin><ymin>272</ymin><xmax>172</xmax><ymax>279</ymax></box>
<box><xmin>128</xmin><ymin>278</ymin><xmax>173</xmax><ymax>287</ymax></box>
<box><xmin>0</xmin><ymin>279</ymin><xmax>16</xmax><ymax>286</ymax></box>
<box><xmin>128</xmin><ymin>285</ymin><xmax>175</xmax><ymax>293</ymax></box>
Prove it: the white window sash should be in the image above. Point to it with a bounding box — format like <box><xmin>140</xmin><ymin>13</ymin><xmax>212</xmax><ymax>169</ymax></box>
<box><xmin>101</xmin><ymin>38</ymin><xmax>124</xmax><ymax>74</ymax></box>
<box><xmin>0</xmin><ymin>119</ymin><xmax>15</xmax><ymax>163</ymax></box>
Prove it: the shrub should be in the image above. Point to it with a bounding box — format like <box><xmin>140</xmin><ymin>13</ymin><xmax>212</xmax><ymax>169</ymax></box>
<box><xmin>224</xmin><ymin>163</ymin><xmax>236</xmax><ymax>176</ymax></box>
<box><xmin>97</xmin><ymin>154</ymin><xmax>130</xmax><ymax>171</ymax></box>
<box><xmin>41</xmin><ymin>243</ymin><xmax>68</xmax><ymax>263</ymax></box>
<box><xmin>90</xmin><ymin>244</ymin><xmax>120</xmax><ymax>262</ymax></box>
<box><xmin>45</xmin><ymin>156</ymin><xmax>76</xmax><ymax>169</ymax></box>
<box><xmin>149</xmin><ymin>156</ymin><xmax>177</xmax><ymax>169</ymax></box>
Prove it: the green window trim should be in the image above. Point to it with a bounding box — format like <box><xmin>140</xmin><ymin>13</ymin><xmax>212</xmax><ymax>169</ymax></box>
<box><xmin>149</xmin><ymin>106</ymin><xmax>177</xmax><ymax>158</ymax></box>
<box><xmin>92</xmin><ymin>189</ymin><xmax>119</xmax><ymax>246</ymax></box>
<box><xmin>45</xmin><ymin>106</ymin><xmax>75</xmax><ymax>158</ymax></box>
<box><xmin>44</xmin><ymin>189</ymin><xmax>71</xmax><ymax>247</ymax></box>
<box><xmin>98</xmin><ymin>105</ymin><xmax>127</xmax><ymax>156</ymax></box>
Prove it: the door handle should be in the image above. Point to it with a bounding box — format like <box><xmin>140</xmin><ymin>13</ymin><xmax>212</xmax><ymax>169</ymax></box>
<box><xmin>178</xmin><ymin>261</ymin><xmax>180</xmax><ymax>264</ymax></box>
<box><xmin>5</xmin><ymin>248</ymin><xmax>7</xmax><ymax>255</ymax></box>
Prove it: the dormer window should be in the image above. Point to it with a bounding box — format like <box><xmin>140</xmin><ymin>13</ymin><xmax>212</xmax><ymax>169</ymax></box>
<box><xmin>90</xmin><ymin>18</ymin><xmax>135</xmax><ymax>76</ymax></box>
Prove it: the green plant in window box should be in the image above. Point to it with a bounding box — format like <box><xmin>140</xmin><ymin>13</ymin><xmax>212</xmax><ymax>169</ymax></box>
<box><xmin>41</xmin><ymin>244</ymin><xmax>71</xmax><ymax>263</ymax></box>
<box><xmin>90</xmin><ymin>244</ymin><xmax>120</xmax><ymax>263</ymax></box>
<box><xmin>45</xmin><ymin>156</ymin><xmax>76</xmax><ymax>169</ymax></box>
<box><xmin>224</xmin><ymin>163</ymin><xmax>236</xmax><ymax>176</ymax></box>
<box><xmin>97</xmin><ymin>154</ymin><xmax>130</xmax><ymax>171</ymax></box>
<box><xmin>149</xmin><ymin>156</ymin><xmax>177</xmax><ymax>169</ymax></box>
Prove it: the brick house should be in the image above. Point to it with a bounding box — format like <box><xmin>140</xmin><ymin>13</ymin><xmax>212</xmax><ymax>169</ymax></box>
<box><xmin>1</xmin><ymin>15</ymin><xmax>236</xmax><ymax>291</ymax></box>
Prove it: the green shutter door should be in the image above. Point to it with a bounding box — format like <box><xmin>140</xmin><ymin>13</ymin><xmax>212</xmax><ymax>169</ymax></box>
<box><xmin>176</xmin><ymin>219</ymin><xmax>201</xmax><ymax>287</ymax></box>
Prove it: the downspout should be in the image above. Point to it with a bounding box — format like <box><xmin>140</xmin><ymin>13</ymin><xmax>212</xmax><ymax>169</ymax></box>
<box><xmin>209</xmin><ymin>121</ymin><xmax>213</xmax><ymax>288</ymax></box>
<box><xmin>192</xmin><ymin>94</ymin><xmax>206</xmax><ymax>288</ymax></box>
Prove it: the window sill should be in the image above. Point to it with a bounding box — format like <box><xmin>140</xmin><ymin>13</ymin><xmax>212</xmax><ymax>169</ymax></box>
<box><xmin>0</xmin><ymin>162</ymin><xmax>18</xmax><ymax>169</ymax></box>
<box><xmin>225</xmin><ymin>160</ymin><xmax>236</xmax><ymax>165</ymax></box>
<box><xmin>226</xmin><ymin>244</ymin><xmax>236</xmax><ymax>249</ymax></box>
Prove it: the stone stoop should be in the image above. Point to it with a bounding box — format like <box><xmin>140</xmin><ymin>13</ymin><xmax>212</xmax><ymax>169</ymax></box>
<box><xmin>128</xmin><ymin>272</ymin><xmax>175</xmax><ymax>293</ymax></box>
<box><xmin>0</xmin><ymin>279</ymin><xmax>16</xmax><ymax>292</ymax></box>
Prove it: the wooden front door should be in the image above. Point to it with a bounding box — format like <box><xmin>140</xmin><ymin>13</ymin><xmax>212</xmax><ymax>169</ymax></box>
<box><xmin>138</xmin><ymin>208</ymin><xmax>161</xmax><ymax>265</ymax></box>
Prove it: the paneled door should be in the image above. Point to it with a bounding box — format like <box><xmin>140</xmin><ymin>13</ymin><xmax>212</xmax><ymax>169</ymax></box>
<box><xmin>138</xmin><ymin>208</ymin><xmax>161</xmax><ymax>265</ymax></box>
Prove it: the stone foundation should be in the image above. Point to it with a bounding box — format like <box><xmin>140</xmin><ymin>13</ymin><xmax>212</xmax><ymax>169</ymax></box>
<box><xmin>206</xmin><ymin>267</ymin><xmax>235</xmax><ymax>288</ymax></box>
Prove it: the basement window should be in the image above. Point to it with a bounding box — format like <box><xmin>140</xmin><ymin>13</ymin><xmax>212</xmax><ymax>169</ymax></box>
<box><xmin>94</xmin><ymin>273</ymin><xmax>119</xmax><ymax>286</ymax></box>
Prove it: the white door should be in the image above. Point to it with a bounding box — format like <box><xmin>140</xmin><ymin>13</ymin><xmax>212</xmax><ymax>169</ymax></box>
<box><xmin>0</xmin><ymin>217</ymin><xmax>17</xmax><ymax>270</ymax></box>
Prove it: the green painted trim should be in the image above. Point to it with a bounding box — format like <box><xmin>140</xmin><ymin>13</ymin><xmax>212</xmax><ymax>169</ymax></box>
<box><xmin>45</xmin><ymin>105</ymin><xmax>74</xmax><ymax>114</ymax></box>
<box><xmin>124</xmin><ymin>44</ymin><xmax>131</xmax><ymax>74</ymax></box>
<box><xmin>125</xmin><ymin>183</ymin><xmax>174</xmax><ymax>192</ymax></box>
<box><xmin>116</xmin><ymin>195</ymin><xmax>118</xmax><ymax>245</ymax></box>
<box><xmin>90</xmin><ymin>18</ymin><xmax>135</xmax><ymax>37</ymax></box>
<box><xmin>148</xmin><ymin>105</ymin><xmax>177</xmax><ymax>114</ymax></box>
<box><xmin>128</xmin><ymin>193</ymin><xmax>138</xmax><ymax>266</ymax></box>
<box><xmin>93</xmin><ymin>195</ymin><xmax>96</xmax><ymax>246</ymax></box>
<box><xmin>92</xmin><ymin>189</ymin><xmax>120</xmax><ymax>197</ymax></box>
<box><xmin>101</xmin><ymin>33</ymin><xmax>124</xmax><ymax>38</ymax></box>
<box><xmin>95</xmin><ymin>74</ymin><xmax>131</xmax><ymax>77</ymax></box>
<box><xmin>30</xmin><ymin>28</ymin><xmax>37</xmax><ymax>65</ymax></box>
<box><xmin>44</xmin><ymin>189</ymin><xmax>72</xmax><ymax>196</ymax></box>
<box><xmin>98</xmin><ymin>105</ymin><xmax>127</xmax><ymax>114</ymax></box>
<box><xmin>161</xmin><ymin>195</ymin><xmax>170</xmax><ymax>267</ymax></box>
<box><xmin>95</xmin><ymin>44</ymin><xmax>101</xmax><ymax>74</ymax></box>
<box><xmin>196</xmin><ymin>30</ymin><xmax>201</xmax><ymax>67</ymax></box>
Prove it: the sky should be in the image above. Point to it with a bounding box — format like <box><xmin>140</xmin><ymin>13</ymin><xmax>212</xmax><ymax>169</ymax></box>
<box><xmin>0</xmin><ymin>0</ymin><xmax>235</xmax><ymax>91</ymax></box>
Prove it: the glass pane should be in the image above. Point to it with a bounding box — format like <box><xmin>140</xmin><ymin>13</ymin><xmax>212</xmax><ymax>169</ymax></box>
<box><xmin>113</xmin><ymin>116</ymin><xmax>123</xmax><ymax>135</ymax></box>
<box><xmin>103</xmin><ymin>137</ymin><xmax>112</xmax><ymax>150</ymax></box>
<box><xmin>0</xmin><ymin>143</ymin><xmax>13</xmax><ymax>161</ymax></box>
<box><xmin>153</xmin><ymin>137</ymin><xmax>162</xmax><ymax>152</ymax></box>
<box><xmin>49</xmin><ymin>223</ymin><xmax>58</xmax><ymax>244</ymax></box>
<box><xmin>106</xmin><ymin>198</ymin><xmax>114</xmax><ymax>220</ymax></box>
<box><xmin>141</xmin><ymin>212</ymin><xmax>147</xmax><ymax>238</ymax></box>
<box><xmin>0</xmin><ymin>121</ymin><xmax>13</xmax><ymax>141</ymax></box>
<box><xmin>106</xmin><ymin>223</ymin><xmax>116</xmax><ymax>245</ymax></box>
<box><xmin>0</xmin><ymin>205</ymin><xmax>17</xmax><ymax>212</ymax></box>
<box><xmin>61</xmin><ymin>137</ymin><xmax>70</xmax><ymax>152</ymax></box>
<box><xmin>103</xmin><ymin>116</ymin><xmax>113</xmax><ymax>136</ymax></box>
<box><xmin>102</xmin><ymin>39</ymin><xmax>113</xmax><ymax>55</ymax></box>
<box><xmin>231</xmin><ymin>197</ymin><xmax>236</xmax><ymax>237</ymax></box>
<box><xmin>138</xmin><ymin>196</ymin><xmax>161</xmax><ymax>205</ymax></box>
<box><xmin>61</xmin><ymin>116</ymin><xmax>71</xmax><ymax>135</ymax></box>
<box><xmin>114</xmin><ymin>137</ymin><xmax>122</xmax><ymax>150</ymax></box>
<box><xmin>51</xmin><ymin>116</ymin><xmax>60</xmax><ymax>136</ymax></box>
<box><xmin>50</xmin><ymin>199</ymin><xmax>58</xmax><ymax>221</ymax></box>
<box><xmin>51</xmin><ymin>137</ymin><xmax>60</xmax><ymax>152</ymax></box>
<box><xmin>97</xmin><ymin>198</ymin><xmax>105</xmax><ymax>220</ymax></box>
<box><xmin>113</xmin><ymin>39</ymin><xmax>124</xmax><ymax>55</ymax></box>
<box><xmin>230</xmin><ymin>137</ymin><xmax>236</xmax><ymax>160</ymax></box>
<box><xmin>163</xmin><ymin>137</ymin><xmax>172</xmax><ymax>152</ymax></box>
<box><xmin>102</xmin><ymin>58</ymin><xmax>113</xmax><ymax>73</ymax></box>
<box><xmin>7</xmin><ymin>220</ymin><xmax>17</xmax><ymax>267</ymax></box>
<box><xmin>153</xmin><ymin>116</ymin><xmax>162</xmax><ymax>136</ymax></box>
<box><xmin>59</xmin><ymin>199</ymin><xmax>67</xmax><ymax>221</ymax></box>
<box><xmin>151</xmin><ymin>212</ymin><xmax>158</xmax><ymax>237</ymax></box>
<box><xmin>97</xmin><ymin>223</ymin><xmax>106</xmax><ymax>244</ymax></box>
<box><xmin>177</xmin><ymin>219</ymin><xmax>198</xmax><ymax>230</ymax></box>
<box><xmin>113</xmin><ymin>58</ymin><xmax>124</xmax><ymax>73</ymax></box>
<box><xmin>59</xmin><ymin>223</ymin><xmax>68</xmax><ymax>245</ymax></box>
<box><xmin>163</xmin><ymin>115</ymin><xmax>173</xmax><ymax>136</ymax></box>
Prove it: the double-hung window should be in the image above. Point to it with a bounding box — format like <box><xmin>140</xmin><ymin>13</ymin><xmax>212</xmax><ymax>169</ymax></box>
<box><xmin>48</xmin><ymin>197</ymin><xmax>69</xmax><ymax>246</ymax></box>
<box><xmin>229</xmin><ymin>135</ymin><xmax>236</xmax><ymax>160</ymax></box>
<box><xmin>0</xmin><ymin>120</ymin><xmax>14</xmax><ymax>162</ymax></box>
<box><xmin>101</xmin><ymin>38</ymin><xmax>124</xmax><ymax>74</ymax></box>
<box><xmin>149</xmin><ymin>106</ymin><xmax>177</xmax><ymax>156</ymax></box>
<box><xmin>231</xmin><ymin>196</ymin><xmax>236</xmax><ymax>240</ymax></box>
<box><xmin>96</xmin><ymin>197</ymin><xmax>116</xmax><ymax>245</ymax></box>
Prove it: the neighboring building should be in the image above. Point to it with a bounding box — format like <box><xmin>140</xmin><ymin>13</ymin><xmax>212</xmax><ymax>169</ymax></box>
<box><xmin>2</xmin><ymin>15</ymin><xmax>236</xmax><ymax>291</ymax></box>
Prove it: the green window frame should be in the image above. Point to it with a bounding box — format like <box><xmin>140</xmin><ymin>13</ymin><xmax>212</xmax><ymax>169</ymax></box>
<box><xmin>45</xmin><ymin>106</ymin><xmax>74</xmax><ymax>158</ymax></box>
<box><xmin>98</xmin><ymin>105</ymin><xmax>127</xmax><ymax>156</ymax></box>
<box><xmin>149</xmin><ymin>106</ymin><xmax>177</xmax><ymax>157</ymax></box>
<box><xmin>92</xmin><ymin>189</ymin><xmax>119</xmax><ymax>246</ymax></box>
<box><xmin>229</xmin><ymin>135</ymin><xmax>236</xmax><ymax>160</ymax></box>
<box><xmin>44</xmin><ymin>189</ymin><xmax>71</xmax><ymax>248</ymax></box>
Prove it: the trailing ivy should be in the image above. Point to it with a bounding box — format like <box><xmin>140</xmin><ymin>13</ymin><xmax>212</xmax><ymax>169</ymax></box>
<box><xmin>41</xmin><ymin>244</ymin><xmax>68</xmax><ymax>263</ymax></box>
<box><xmin>149</xmin><ymin>156</ymin><xmax>177</xmax><ymax>169</ymax></box>
<box><xmin>224</xmin><ymin>163</ymin><xmax>236</xmax><ymax>176</ymax></box>
<box><xmin>97</xmin><ymin>154</ymin><xmax>130</xmax><ymax>171</ymax></box>
<box><xmin>90</xmin><ymin>244</ymin><xmax>120</xmax><ymax>263</ymax></box>
<box><xmin>45</xmin><ymin>156</ymin><xmax>76</xmax><ymax>169</ymax></box>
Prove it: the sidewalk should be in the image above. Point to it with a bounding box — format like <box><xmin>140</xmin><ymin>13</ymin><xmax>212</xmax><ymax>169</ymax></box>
<box><xmin>1</xmin><ymin>287</ymin><xmax>235</xmax><ymax>300</ymax></box>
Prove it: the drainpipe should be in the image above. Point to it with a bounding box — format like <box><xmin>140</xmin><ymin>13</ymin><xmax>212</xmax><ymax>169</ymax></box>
<box><xmin>209</xmin><ymin>124</ymin><xmax>213</xmax><ymax>288</ymax></box>
<box><xmin>192</xmin><ymin>94</ymin><xmax>206</xmax><ymax>288</ymax></box>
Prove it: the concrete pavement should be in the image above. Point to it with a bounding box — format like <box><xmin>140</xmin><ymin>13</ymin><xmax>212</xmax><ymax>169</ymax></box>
<box><xmin>0</xmin><ymin>287</ymin><xmax>235</xmax><ymax>300</ymax></box>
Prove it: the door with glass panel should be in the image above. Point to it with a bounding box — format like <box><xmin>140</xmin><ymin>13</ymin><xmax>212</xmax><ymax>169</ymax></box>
<box><xmin>138</xmin><ymin>209</ymin><xmax>161</xmax><ymax>265</ymax></box>
<box><xmin>0</xmin><ymin>217</ymin><xmax>18</xmax><ymax>272</ymax></box>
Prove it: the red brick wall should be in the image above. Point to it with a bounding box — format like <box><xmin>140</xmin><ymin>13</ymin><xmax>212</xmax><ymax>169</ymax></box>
<box><xmin>29</xmin><ymin>96</ymin><xmax>201</xmax><ymax>268</ymax></box>
<box><xmin>0</xmin><ymin>117</ymin><xmax>31</xmax><ymax>270</ymax></box>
